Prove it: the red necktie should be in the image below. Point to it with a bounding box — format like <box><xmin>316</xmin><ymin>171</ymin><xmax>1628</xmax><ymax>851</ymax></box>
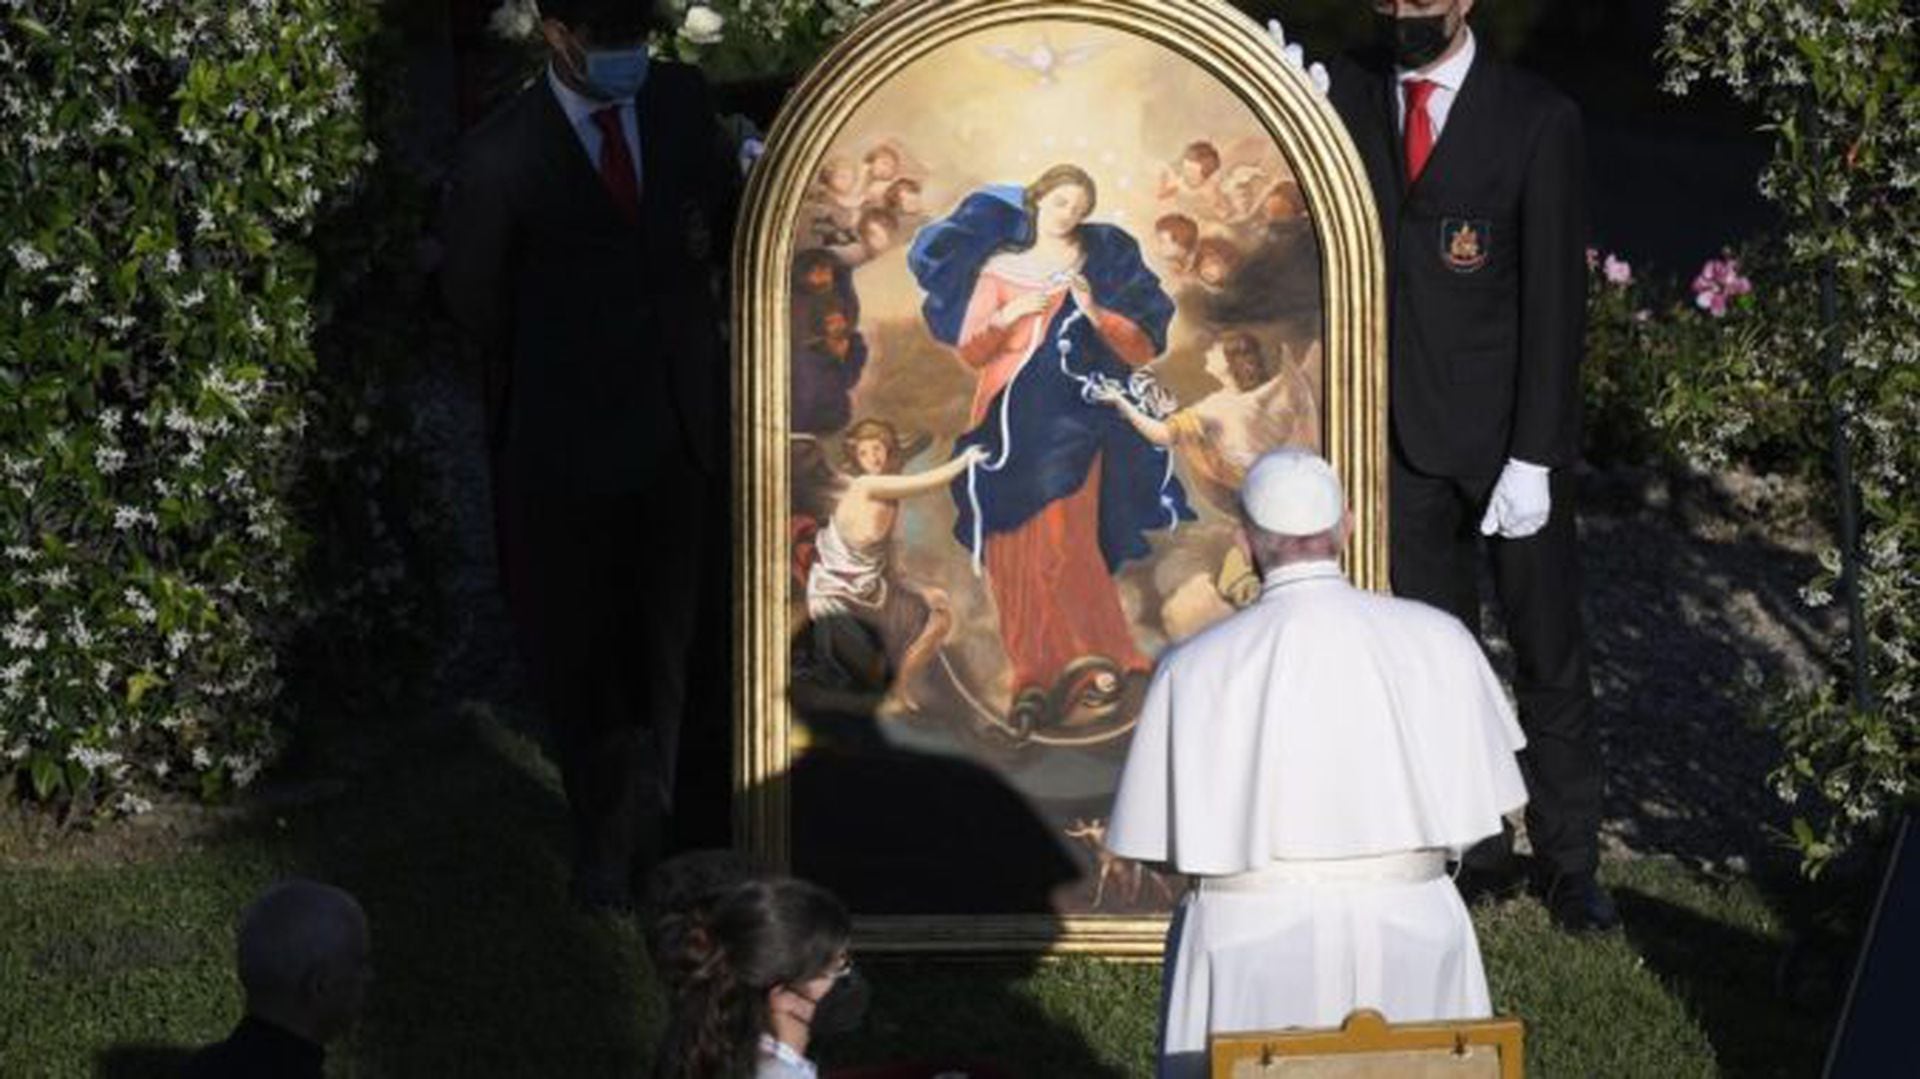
<box><xmin>591</xmin><ymin>106</ymin><xmax>641</xmax><ymax>225</ymax></box>
<box><xmin>1403</xmin><ymin>78</ymin><xmax>1438</xmax><ymax>185</ymax></box>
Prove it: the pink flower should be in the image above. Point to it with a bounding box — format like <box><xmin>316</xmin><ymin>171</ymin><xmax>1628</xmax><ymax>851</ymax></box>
<box><xmin>1603</xmin><ymin>254</ymin><xmax>1632</xmax><ymax>287</ymax></box>
<box><xmin>1585</xmin><ymin>246</ymin><xmax>1600</xmax><ymax>271</ymax></box>
<box><xmin>1691</xmin><ymin>255</ymin><xmax>1754</xmax><ymax>319</ymax></box>
<box><xmin>1633</xmin><ymin>309</ymin><xmax>1651</xmax><ymax>323</ymax></box>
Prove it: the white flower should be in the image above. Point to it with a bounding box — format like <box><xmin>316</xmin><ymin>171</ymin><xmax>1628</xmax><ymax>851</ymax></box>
<box><xmin>124</xmin><ymin>588</ymin><xmax>159</xmax><ymax>624</ymax></box>
<box><xmin>114</xmin><ymin>792</ymin><xmax>155</xmax><ymax>817</ymax></box>
<box><xmin>59</xmin><ymin>265</ymin><xmax>97</xmax><ymax>306</ymax></box>
<box><xmin>94</xmin><ymin>445</ymin><xmax>127</xmax><ymax>475</ymax></box>
<box><xmin>166</xmin><ymin>630</ymin><xmax>192</xmax><ymax>659</ymax></box>
<box><xmin>487</xmin><ymin>0</ymin><xmax>540</xmax><ymax>40</ymax></box>
<box><xmin>112</xmin><ymin>505</ymin><xmax>148</xmax><ymax>531</ymax></box>
<box><xmin>5</xmin><ymin>607</ymin><xmax>48</xmax><ymax>652</ymax></box>
<box><xmin>190</xmin><ymin>746</ymin><xmax>213</xmax><ymax>770</ymax></box>
<box><xmin>10</xmin><ymin>241</ymin><xmax>49</xmax><ymax>273</ymax></box>
<box><xmin>227</xmin><ymin>754</ymin><xmax>263</xmax><ymax>788</ymax></box>
<box><xmin>39</xmin><ymin>566</ymin><xmax>72</xmax><ymax>590</ymax></box>
<box><xmin>680</xmin><ymin>5</ymin><xmax>726</xmax><ymax>44</ymax></box>
<box><xmin>70</xmin><ymin>746</ymin><xmax>123</xmax><ymax>773</ymax></box>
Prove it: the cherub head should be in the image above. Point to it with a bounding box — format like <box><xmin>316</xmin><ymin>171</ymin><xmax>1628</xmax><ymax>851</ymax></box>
<box><xmin>819</xmin><ymin>306</ymin><xmax>855</xmax><ymax>360</ymax></box>
<box><xmin>883</xmin><ymin>177</ymin><xmax>924</xmax><ymax>216</ymax></box>
<box><xmin>1154</xmin><ymin>213</ymin><xmax>1200</xmax><ymax>266</ymax></box>
<box><xmin>1179</xmin><ymin>141</ymin><xmax>1221</xmax><ymax>188</ymax></box>
<box><xmin>819</xmin><ymin>156</ymin><xmax>858</xmax><ymax>196</ymax></box>
<box><xmin>794</xmin><ymin>248</ymin><xmax>838</xmax><ymax>295</ymax></box>
<box><xmin>1204</xmin><ymin>331</ymin><xmax>1272</xmax><ymax>392</ymax></box>
<box><xmin>841</xmin><ymin>418</ymin><xmax>907</xmax><ymax>476</ymax></box>
<box><xmin>1194</xmin><ymin>236</ymin><xmax>1243</xmax><ymax>287</ymax></box>
<box><xmin>863</xmin><ymin>145</ymin><xmax>902</xmax><ymax>183</ymax></box>
<box><xmin>1263</xmin><ymin>180</ymin><xmax>1306</xmax><ymax>223</ymax></box>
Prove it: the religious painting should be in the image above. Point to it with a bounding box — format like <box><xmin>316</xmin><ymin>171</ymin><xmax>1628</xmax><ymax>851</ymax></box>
<box><xmin>734</xmin><ymin>0</ymin><xmax>1388</xmax><ymax>953</ymax></box>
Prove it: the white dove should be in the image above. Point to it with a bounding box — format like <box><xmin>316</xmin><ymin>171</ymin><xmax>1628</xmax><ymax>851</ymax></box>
<box><xmin>981</xmin><ymin>36</ymin><xmax>1104</xmax><ymax>85</ymax></box>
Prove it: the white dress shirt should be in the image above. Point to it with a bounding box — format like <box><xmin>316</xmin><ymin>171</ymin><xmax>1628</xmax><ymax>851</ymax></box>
<box><xmin>1393</xmin><ymin>27</ymin><xmax>1477</xmax><ymax>140</ymax></box>
<box><xmin>546</xmin><ymin>64</ymin><xmax>645</xmax><ymax>194</ymax></box>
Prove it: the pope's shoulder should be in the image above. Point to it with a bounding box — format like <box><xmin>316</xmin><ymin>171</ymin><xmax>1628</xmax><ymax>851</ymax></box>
<box><xmin>1354</xmin><ymin>586</ymin><xmax>1483</xmax><ymax>645</ymax></box>
<box><xmin>1156</xmin><ymin>580</ymin><xmax>1479</xmax><ymax>676</ymax></box>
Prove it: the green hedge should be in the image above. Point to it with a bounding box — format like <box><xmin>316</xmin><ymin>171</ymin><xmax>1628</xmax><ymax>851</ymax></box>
<box><xmin>1</xmin><ymin>0</ymin><xmax>440</xmax><ymax>813</ymax></box>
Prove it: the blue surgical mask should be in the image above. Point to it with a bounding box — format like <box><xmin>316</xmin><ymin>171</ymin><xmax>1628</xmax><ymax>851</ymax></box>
<box><xmin>583</xmin><ymin>46</ymin><xmax>650</xmax><ymax>101</ymax></box>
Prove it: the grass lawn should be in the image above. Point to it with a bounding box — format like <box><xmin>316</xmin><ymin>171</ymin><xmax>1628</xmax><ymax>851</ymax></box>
<box><xmin>0</xmin><ymin>710</ymin><xmax>1834</xmax><ymax>1078</ymax></box>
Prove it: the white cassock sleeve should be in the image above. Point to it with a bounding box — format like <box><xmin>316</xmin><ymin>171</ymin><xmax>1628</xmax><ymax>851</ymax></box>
<box><xmin>1104</xmin><ymin>658</ymin><xmax>1175</xmax><ymax>865</ymax></box>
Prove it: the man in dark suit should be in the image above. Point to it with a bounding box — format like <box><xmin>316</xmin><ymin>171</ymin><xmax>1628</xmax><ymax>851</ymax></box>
<box><xmin>1318</xmin><ymin>0</ymin><xmax>1617</xmax><ymax>932</ymax></box>
<box><xmin>437</xmin><ymin>0</ymin><xmax>738</xmax><ymax>910</ymax></box>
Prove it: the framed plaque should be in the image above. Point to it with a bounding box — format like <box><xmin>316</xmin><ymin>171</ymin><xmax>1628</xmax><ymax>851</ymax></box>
<box><xmin>732</xmin><ymin>0</ymin><xmax>1386</xmax><ymax>953</ymax></box>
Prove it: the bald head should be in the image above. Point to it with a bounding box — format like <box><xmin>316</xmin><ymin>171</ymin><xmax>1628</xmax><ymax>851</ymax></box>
<box><xmin>236</xmin><ymin>879</ymin><xmax>371</xmax><ymax>1043</ymax></box>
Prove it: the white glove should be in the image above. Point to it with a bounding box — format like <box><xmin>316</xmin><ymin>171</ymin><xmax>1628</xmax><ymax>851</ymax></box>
<box><xmin>1264</xmin><ymin>19</ymin><xmax>1331</xmax><ymax>95</ymax></box>
<box><xmin>738</xmin><ymin>137</ymin><xmax>766</xmax><ymax>176</ymax></box>
<box><xmin>1479</xmin><ymin>458</ymin><xmax>1552</xmax><ymax>539</ymax></box>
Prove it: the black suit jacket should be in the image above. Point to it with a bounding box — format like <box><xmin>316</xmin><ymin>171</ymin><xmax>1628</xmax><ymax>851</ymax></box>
<box><xmin>438</xmin><ymin>63</ymin><xmax>738</xmax><ymax>494</ymax></box>
<box><xmin>1329</xmin><ymin>47</ymin><xmax>1587</xmax><ymax>479</ymax></box>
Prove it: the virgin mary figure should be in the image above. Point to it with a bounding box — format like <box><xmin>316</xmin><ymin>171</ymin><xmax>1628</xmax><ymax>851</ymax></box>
<box><xmin>908</xmin><ymin>164</ymin><xmax>1194</xmax><ymax>725</ymax></box>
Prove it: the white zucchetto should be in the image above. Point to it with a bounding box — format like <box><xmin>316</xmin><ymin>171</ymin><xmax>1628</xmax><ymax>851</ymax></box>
<box><xmin>1240</xmin><ymin>449</ymin><xmax>1344</xmax><ymax>536</ymax></box>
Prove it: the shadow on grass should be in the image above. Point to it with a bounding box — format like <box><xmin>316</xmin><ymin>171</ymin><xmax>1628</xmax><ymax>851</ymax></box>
<box><xmin>1464</xmin><ymin>468</ymin><xmax>1839</xmax><ymax>869</ymax></box>
<box><xmin>1614</xmin><ymin>882</ymin><xmax>1833</xmax><ymax>1079</ymax></box>
<box><xmin>92</xmin><ymin>1045</ymin><xmax>193</xmax><ymax>1078</ymax></box>
<box><xmin>132</xmin><ymin>711</ymin><xmax>656</xmax><ymax>1077</ymax></box>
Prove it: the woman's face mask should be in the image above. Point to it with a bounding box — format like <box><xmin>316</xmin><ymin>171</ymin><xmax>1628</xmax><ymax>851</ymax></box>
<box><xmin>804</xmin><ymin>969</ymin><xmax>871</xmax><ymax>1036</ymax></box>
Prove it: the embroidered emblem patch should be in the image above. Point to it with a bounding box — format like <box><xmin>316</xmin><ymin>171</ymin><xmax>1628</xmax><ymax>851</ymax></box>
<box><xmin>1441</xmin><ymin>218</ymin><xmax>1490</xmax><ymax>273</ymax></box>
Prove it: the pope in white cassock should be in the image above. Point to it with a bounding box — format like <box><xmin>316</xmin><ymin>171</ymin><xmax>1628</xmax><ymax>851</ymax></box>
<box><xmin>1105</xmin><ymin>449</ymin><xmax>1530</xmax><ymax>1079</ymax></box>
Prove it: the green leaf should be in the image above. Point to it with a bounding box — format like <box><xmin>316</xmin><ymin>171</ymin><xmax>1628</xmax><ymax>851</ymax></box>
<box><xmin>29</xmin><ymin>756</ymin><xmax>61</xmax><ymax>801</ymax></box>
<box><xmin>9</xmin><ymin>15</ymin><xmax>51</xmax><ymax>41</ymax></box>
<box><xmin>1791</xmin><ymin>817</ymin><xmax>1815</xmax><ymax>848</ymax></box>
<box><xmin>126</xmin><ymin>670</ymin><xmax>165</xmax><ymax>707</ymax></box>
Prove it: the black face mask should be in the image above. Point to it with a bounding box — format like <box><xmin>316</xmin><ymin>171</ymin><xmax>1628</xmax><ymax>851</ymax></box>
<box><xmin>805</xmin><ymin>971</ymin><xmax>871</xmax><ymax>1036</ymax></box>
<box><xmin>1378</xmin><ymin>11</ymin><xmax>1455</xmax><ymax>70</ymax></box>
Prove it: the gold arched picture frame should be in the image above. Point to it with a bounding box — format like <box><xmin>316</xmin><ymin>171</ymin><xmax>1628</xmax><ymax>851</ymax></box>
<box><xmin>732</xmin><ymin>0</ymin><xmax>1385</xmax><ymax>954</ymax></box>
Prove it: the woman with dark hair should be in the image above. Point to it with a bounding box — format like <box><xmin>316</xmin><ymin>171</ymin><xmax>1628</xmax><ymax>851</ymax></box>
<box><xmin>649</xmin><ymin>877</ymin><xmax>865</xmax><ymax>1079</ymax></box>
<box><xmin>908</xmin><ymin>164</ymin><xmax>1193</xmax><ymax>729</ymax></box>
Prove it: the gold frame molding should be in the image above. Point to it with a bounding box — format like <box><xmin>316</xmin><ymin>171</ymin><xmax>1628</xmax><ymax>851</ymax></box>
<box><xmin>732</xmin><ymin>0</ymin><xmax>1387</xmax><ymax>955</ymax></box>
